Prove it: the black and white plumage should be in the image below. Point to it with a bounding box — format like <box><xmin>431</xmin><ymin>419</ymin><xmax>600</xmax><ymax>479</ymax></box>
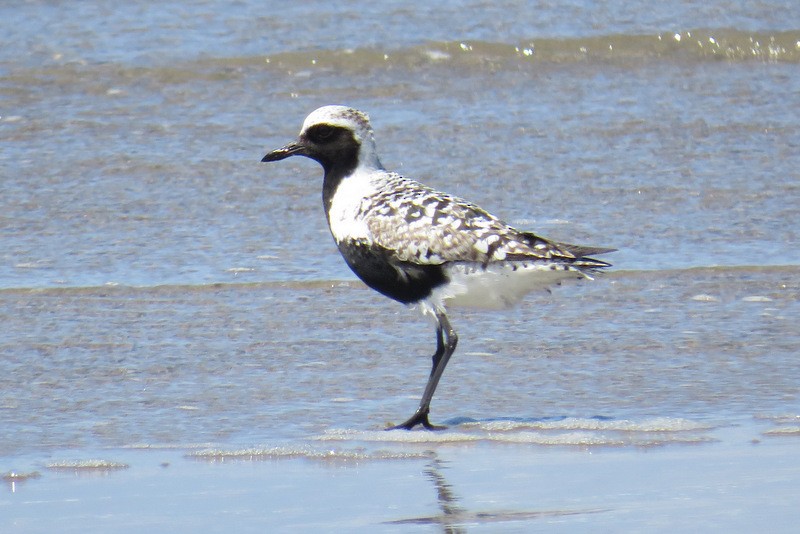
<box><xmin>262</xmin><ymin>105</ymin><xmax>613</xmax><ymax>430</ymax></box>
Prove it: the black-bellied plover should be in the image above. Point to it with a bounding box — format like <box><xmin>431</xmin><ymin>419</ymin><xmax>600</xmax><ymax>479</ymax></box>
<box><xmin>262</xmin><ymin>105</ymin><xmax>613</xmax><ymax>430</ymax></box>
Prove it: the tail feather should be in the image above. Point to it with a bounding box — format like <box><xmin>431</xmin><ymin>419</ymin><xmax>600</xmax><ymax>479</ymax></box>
<box><xmin>519</xmin><ymin>232</ymin><xmax>615</xmax><ymax>270</ymax></box>
<box><xmin>559</xmin><ymin>243</ymin><xmax>617</xmax><ymax>259</ymax></box>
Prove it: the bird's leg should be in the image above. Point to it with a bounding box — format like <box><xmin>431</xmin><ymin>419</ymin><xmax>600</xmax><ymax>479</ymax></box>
<box><xmin>388</xmin><ymin>308</ymin><xmax>458</xmax><ymax>430</ymax></box>
<box><xmin>430</xmin><ymin>322</ymin><xmax>446</xmax><ymax>378</ymax></box>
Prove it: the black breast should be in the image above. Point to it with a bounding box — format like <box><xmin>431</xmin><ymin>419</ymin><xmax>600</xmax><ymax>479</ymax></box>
<box><xmin>337</xmin><ymin>240</ymin><xmax>448</xmax><ymax>304</ymax></box>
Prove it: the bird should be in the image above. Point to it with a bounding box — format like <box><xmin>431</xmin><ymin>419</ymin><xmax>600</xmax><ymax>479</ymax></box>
<box><xmin>262</xmin><ymin>105</ymin><xmax>613</xmax><ymax>430</ymax></box>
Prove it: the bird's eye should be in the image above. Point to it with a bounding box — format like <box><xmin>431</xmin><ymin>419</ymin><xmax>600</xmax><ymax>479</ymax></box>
<box><xmin>310</xmin><ymin>124</ymin><xmax>336</xmax><ymax>142</ymax></box>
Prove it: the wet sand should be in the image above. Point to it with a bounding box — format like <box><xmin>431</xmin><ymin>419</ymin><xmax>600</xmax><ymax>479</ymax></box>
<box><xmin>2</xmin><ymin>267</ymin><xmax>799</xmax><ymax>532</ymax></box>
<box><xmin>2</xmin><ymin>267</ymin><xmax>798</xmax><ymax>453</ymax></box>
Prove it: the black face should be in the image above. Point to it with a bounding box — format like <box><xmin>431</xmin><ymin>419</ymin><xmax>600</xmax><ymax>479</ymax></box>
<box><xmin>304</xmin><ymin>124</ymin><xmax>339</xmax><ymax>145</ymax></box>
<box><xmin>262</xmin><ymin>123</ymin><xmax>360</xmax><ymax>176</ymax></box>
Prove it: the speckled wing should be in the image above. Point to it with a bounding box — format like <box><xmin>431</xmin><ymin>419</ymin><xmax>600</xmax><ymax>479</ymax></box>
<box><xmin>363</xmin><ymin>173</ymin><xmax>598</xmax><ymax>267</ymax></box>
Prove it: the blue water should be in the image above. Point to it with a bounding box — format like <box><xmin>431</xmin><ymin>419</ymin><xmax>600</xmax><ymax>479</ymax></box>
<box><xmin>2</xmin><ymin>1</ymin><xmax>799</xmax><ymax>532</ymax></box>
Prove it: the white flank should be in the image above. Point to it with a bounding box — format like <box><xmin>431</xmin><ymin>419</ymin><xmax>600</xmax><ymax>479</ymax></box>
<box><xmin>430</xmin><ymin>262</ymin><xmax>588</xmax><ymax>310</ymax></box>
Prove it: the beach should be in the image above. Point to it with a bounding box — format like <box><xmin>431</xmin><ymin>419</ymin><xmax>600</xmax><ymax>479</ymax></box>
<box><xmin>2</xmin><ymin>0</ymin><xmax>799</xmax><ymax>531</ymax></box>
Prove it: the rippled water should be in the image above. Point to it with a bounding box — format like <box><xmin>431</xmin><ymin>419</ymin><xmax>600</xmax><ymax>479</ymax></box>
<box><xmin>3</xmin><ymin>26</ymin><xmax>799</xmax><ymax>287</ymax></box>
<box><xmin>2</xmin><ymin>1</ymin><xmax>799</xmax><ymax>531</ymax></box>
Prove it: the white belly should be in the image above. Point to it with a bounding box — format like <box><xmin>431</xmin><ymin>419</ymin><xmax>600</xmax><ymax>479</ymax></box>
<box><xmin>431</xmin><ymin>261</ymin><xmax>588</xmax><ymax>310</ymax></box>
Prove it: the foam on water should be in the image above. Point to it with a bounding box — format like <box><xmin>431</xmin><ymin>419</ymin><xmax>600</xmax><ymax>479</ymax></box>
<box><xmin>756</xmin><ymin>414</ymin><xmax>800</xmax><ymax>437</ymax></box>
<box><xmin>45</xmin><ymin>459</ymin><xmax>130</xmax><ymax>471</ymax></box>
<box><xmin>164</xmin><ymin>417</ymin><xmax>722</xmax><ymax>466</ymax></box>
<box><xmin>188</xmin><ymin>445</ymin><xmax>431</xmax><ymax>462</ymax></box>
<box><xmin>316</xmin><ymin>417</ymin><xmax>716</xmax><ymax>448</ymax></box>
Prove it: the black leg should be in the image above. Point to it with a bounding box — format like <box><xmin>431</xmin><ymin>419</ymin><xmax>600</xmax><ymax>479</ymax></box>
<box><xmin>388</xmin><ymin>307</ymin><xmax>458</xmax><ymax>430</ymax></box>
<box><xmin>428</xmin><ymin>322</ymin><xmax>446</xmax><ymax>378</ymax></box>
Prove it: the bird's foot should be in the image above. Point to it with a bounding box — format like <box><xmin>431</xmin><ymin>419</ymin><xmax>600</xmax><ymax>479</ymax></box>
<box><xmin>386</xmin><ymin>409</ymin><xmax>447</xmax><ymax>431</ymax></box>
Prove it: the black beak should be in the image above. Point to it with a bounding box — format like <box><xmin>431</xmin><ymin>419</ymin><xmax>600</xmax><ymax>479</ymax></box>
<box><xmin>261</xmin><ymin>141</ymin><xmax>306</xmax><ymax>162</ymax></box>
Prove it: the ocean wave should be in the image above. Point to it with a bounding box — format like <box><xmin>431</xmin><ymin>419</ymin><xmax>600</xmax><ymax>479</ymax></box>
<box><xmin>260</xmin><ymin>29</ymin><xmax>800</xmax><ymax>71</ymax></box>
<box><xmin>7</xmin><ymin>29</ymin><xmax>797</xmax><ymax>84</ymax></box>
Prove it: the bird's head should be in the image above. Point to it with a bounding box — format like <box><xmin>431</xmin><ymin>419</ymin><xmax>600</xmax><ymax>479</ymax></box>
<box><xmin>262</xmin><ymin>105</ymin><xmax>382</xmax><ymax>174</ymax></box>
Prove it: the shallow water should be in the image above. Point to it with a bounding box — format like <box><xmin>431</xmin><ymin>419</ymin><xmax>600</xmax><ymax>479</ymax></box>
<box><xmin>0</xmin><ymin>266</ymin><xmax>798</xmax><ymax>456</ymax></box>
<box><xmin>2</xmin><ymin>0</ymin><xmax>800</xmax><ymax>531</ymax></box>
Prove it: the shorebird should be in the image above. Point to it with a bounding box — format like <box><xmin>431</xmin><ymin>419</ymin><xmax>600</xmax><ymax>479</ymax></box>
<box><xmin>262</xmin><ymin>105</ymin><xmax>613</xmax><ymax>430</ymax></box>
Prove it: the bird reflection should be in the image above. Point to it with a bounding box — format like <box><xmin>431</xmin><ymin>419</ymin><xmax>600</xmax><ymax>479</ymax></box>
<box><xmin>384</xmin><ymin>450</ymin><xmax>605</xmax><ymax>529</ymax></box>
<box><xmin>424</xmin><ymin>456</ymin><xmax>467</xmax><ymax>534</ymax></box>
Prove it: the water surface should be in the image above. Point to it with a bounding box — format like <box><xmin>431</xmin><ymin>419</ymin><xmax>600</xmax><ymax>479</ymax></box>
<box><xmin>2</xmin><ymin>1</ymin><xmax>799</xmax><ymax>531</ymax></box>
